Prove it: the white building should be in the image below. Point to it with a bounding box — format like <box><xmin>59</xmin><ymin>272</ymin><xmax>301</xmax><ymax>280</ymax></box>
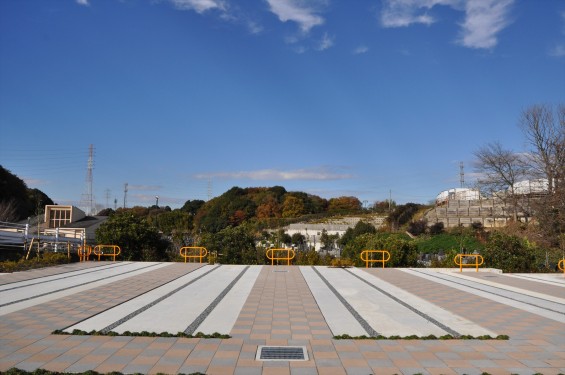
<box><xmin>285</xmin><ymin>223</ymin><xmax>351</xmax><ymax>252</ymax></box>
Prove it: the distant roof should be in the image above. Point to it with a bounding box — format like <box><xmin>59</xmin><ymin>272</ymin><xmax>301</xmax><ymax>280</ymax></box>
<box><xmin>64</xmin><ymin>216</ymin><xmax>108</xmax><ymax>229</ymax></box>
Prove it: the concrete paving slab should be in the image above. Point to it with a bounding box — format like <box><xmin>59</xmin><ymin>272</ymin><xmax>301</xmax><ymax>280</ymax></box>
<box><xmin>196</xmin><ymin>265</ymin><xmax>262</xmax><ymax>335</ymax></box>
<box><xmin>314</xmin><ymin>267</ymin><xmax>447</xmax><ymax>337</ymax></box>
<box><xmin>437</xmin><ymin>270</ymin><xmax>565</xmax><ymax>304</ymax></box>
<box><xmin>0</xmin><ymin>262</ymin><xmax>168</xmax><ymax>316</ymax></box>
<box><xmin>402</xmin><ymin>268</ymin><xmax>565</xmax><ymax>323</ymax></box>
<box><xmin>113</xmin><ymin>265</ymin><xmax>246</xmax><ymax>334</ymax></box>
<box><xmin>353</xmin><ymin>268</ymin><xmax>497</xmax><ymax>337</ymax></box>
<box><xmin>508</xmin><ymin>273</ymin><xmax>565</xmax><ymax>286</ymax></box>
<box><xmin>0</xmin><ymin>262</ymin><xmax>132</xmax><ymax>292</ymax></box>
<box><xmin>65</xmin><ymin>264</ymin><xmax>218</xmax><ymax>333</ymax></box>
<box><xmin>299</xmin><ymin>266</ymin><xmax>367</xmax><ymax>337</ymax></box>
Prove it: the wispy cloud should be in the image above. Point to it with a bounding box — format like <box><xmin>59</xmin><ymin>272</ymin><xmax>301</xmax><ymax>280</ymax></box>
<box><xmin>266</xmin><ymin>0</ymin><xmax>325</xmax><ymax>33</ymax></box>
<box><xmin>379</xmin><ymin>0</ymin><xmax>446</xmax><ymax>28</ymax></box>
<box><xmin>76</xmin><ymin>0</ymin><xmax>90</xmax><ymax>6</ymax></box>
<box><xmin>379</xmin><ymin>0</ymin><xmax>514</xmax><ymax>49</ymax></box>
<box><xmin>168</xmin><ymin>0</ymin><xmax>226</xmax><ymax>13</ymax></box>
<box><xmin>457</xmin><ymin>0</ymin><xmax>514</xmax><ymax>49</ymax></box>
<box><xmin>247</xmin><ymin>20</ymin><xmax>263</xmax><ymax>35</ymax></box>
<box><xmin>317</xmin><ymin>32</ymin><xmax>334</xmax><ymax>51</ymax></box>
<box><xmin>353</xmin><ymin>45</ymin><xmax>369</xmax><ymax>54</ymax></box>
<box><xmin>195</xmin><ymin>167</ymin><xmax>353</xmax><ymax>181</ymax></box>
<box><xmin>549</xmin><ymin>44</ymin><xmax>565</xmax><ymax>57</ymax></box>
<box><xmin>549</xmin><ymin>12</ymin><xmax>565</xmax><ymax>57</ymax></box>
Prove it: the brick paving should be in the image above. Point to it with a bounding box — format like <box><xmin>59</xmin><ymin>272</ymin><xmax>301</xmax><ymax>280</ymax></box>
<box><xmin>0</xmin><ymin>264</ymin><xmax>564</xmax><ymax>374</ymax></box>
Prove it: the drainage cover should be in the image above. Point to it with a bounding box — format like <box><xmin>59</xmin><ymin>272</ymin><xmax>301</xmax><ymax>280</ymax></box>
<box><xmin>256</xmin><ymin>346</ymin><xmax>308</xmax><ymax>361</ymax></box>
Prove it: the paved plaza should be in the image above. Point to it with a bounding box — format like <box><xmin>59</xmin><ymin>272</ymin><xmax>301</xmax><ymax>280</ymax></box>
<box><xmin>0</xmin><ymin>262</ymin><xmax>564</xmax><ymax>374</ymax></box>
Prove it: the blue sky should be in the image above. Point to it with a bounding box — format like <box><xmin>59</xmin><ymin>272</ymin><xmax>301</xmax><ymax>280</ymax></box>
<box><xmin>1</xmin><ymin>0</ymin><xmax>564</xmax><ymax>211</ymax></box>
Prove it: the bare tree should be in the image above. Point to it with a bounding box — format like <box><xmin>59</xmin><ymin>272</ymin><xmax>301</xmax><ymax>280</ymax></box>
<box><xmin>0</xmin><ymin>199</ymin><xmax>20</xmax><ymax>222</ymax></box>
<box><xmin>519</xmin><ymin>104</ymin><xmax>565</xmax><ymax>248</ymax></box>
<box><xmin>473</xmin><ymin>142</ymin><xmax>529</xmax><ymax>221</ymax></box>
<box><xmin>519</xmin><ymin>104</ymin><xmax>565</xmax><ymax>193</ymax></box>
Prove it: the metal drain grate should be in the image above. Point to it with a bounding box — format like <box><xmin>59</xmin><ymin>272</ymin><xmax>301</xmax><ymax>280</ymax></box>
<box><xmin>256</xmin><ymin>346</ymin><xmax>308</xmax><ymax>361</ymax></box>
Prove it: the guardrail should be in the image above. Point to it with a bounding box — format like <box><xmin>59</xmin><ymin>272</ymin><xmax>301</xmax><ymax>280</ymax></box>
<box><xmin>180</xmin><ymin>246</ymin><xmax>208</xmax><ymax>263</ymax></box>
<box><xmin>78</xmin><ymin>245</ymin><xmax>92</xmax><ymax>262</ymax></box>
<box><xmin>454</xmin><ymin>253</ymin><xmax>484</xmax><ymax>272</ymax></box>
<box><xmin>93</xmin><ymin>245</ymin><xmax>121</xmax><ymax>261</ymax></box>
<box><xmin>558</xmin><ymin>258</ymin><xmax>565</xmax><ymax>277</ymax></box>
<box><xmin>266</xmin><ymin>248</ymin><xmax>296</xmax><ymax>266</ymax></box>
<box><xmin>360</xmin><ymin>250</ymin><xmax>390</xmax><ymax>268</ymax></box>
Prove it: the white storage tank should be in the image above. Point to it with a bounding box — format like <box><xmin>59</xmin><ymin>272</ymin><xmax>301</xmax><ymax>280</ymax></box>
<box><xmin>435</xmin><ymin>188</ymin><xmax>480</xmax><ymax>205</ymax></box>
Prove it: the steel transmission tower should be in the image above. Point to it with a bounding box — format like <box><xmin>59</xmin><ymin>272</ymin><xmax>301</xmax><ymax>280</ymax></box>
<box><xmin>460</xmin><ymin>162</ymin><xmax>465</xmax><ymax>188</ymax></box>
<box><xmin>79</xmin><ymin>144</ymin><xmax>96</xmax><ymax>215</ymax></box>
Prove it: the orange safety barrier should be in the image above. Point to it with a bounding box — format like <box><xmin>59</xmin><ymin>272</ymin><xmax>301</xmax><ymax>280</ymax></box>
<box><xmin>93</xmin><ymin>245</ymin><xmax>121</xmax><ymax>261</ymax></box>
<box><xmin>266</xmin><ymin>248</ymin><xmax>296</xmax><ymax>266</ymax></box>
<box><xmin>360</xmin><ymin>250</ymin><xmax>391</xmax><ymax>268</ymax></box>
<box><xmin>454</xmin><ymin>253</ymin><xmax>484</xmax><ymax>272</ymax></box>
<box><xmin>558</xmin><ymin>258</ymin><xmax>565</xmax><ymax>277</ymax></box>
<box><xmin>180</xmin><ymin>246</ymin><xmax>208</xmax><ymax>263</ymax></box>
<box><xmin>78</xmin><ymin>245</ymin><xmax>92</xmax><ymax>262</ymax></box>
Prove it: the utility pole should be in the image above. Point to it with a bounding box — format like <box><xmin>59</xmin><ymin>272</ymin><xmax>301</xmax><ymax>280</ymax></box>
<box><xmin>123</xmin><ymin>183</ymin><xmax>128</xmax><ymax>208</ymax></box>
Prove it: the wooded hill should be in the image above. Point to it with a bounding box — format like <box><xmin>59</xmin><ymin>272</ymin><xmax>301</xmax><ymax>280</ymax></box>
<box><xmin>194</xmin><ymin>186</ymin><xmax>363</xmax><ymax>233</ymax></box>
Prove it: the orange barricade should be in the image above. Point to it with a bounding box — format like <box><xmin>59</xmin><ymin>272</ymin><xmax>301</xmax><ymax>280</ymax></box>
<box><xmin>454</xmin><ymin>253</ymin><xmax>484</xmax><ymax>272</ymax></box>
<box><xmin>558</xmin><ymin>258</ymin><xmax>565</xmax><ymax>277</ymax></box>
<box><xmin>78</xmin><ymin>245</ymin><xmax>92</xmax><ymax>262</ymax></box>
<box><xmin>93</xmin><ymin>245</ymin><xmax>121</xmax><ymax>261</ymax></box>
<box><xmin>360</xmin><ymin>250</ymin><xmax>390</xmax><ymax>268</ymax></box>
<box><xmin>266</xmin><ymin>248</ymin><xmax>296</xmax><ymax>266</ymax></box>
<box><xmin>180</xmin><ymin>246</ymin><xmax>208</xmax><ymax>263</ymax></box>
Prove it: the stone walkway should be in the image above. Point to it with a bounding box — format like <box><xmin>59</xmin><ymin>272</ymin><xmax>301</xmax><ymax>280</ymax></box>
<box><xmin>0</xmin><ymin>262</ymin><xmax>564</xmax><ymax>375</ymax></box>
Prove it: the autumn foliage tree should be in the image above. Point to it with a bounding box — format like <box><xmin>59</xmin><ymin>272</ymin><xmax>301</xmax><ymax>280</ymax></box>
<box><xmin>328</xmin><ymin>196</ymin><xmax>362</xmax><ymax>213</ymax></box>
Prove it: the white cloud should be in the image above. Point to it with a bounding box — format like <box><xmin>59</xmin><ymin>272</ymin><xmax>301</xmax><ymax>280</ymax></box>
<box><xmin>266</xmin><ymin>0</ymin><xmax>325</xmax><ymax>33</ymax></box>
<box><xmin>353</xmin><ymin>45</ymin><xmax>369</xmax><ymax>54</ymax></box>
<box><xmin>549</xmin><ymin>44</ymin><xmax>565</xmax><ymax>57</ymax></box>
<box><xmin>76</xmin><ymin>0</ymin><xmax>90</xmax><ymax>6</ymax></box>
<box><xmin>247</xmin><ymin>20</ymin><xmax>263</xmax><ymax>34</ymax></box>
<box><xmin>550</xmin><ymin>12</ymin><xmax>565</xmax><ymax>57</ymax></box>
<box><xmin>457</xmin><ymin>0</ymin><xmax>514</xmax><ymax>49</ymax></box>
<box><xmin>317</xmin><ymin>32</ymin><xmax>334</xmax><ymax>51</ymax></box>
<box><xmin>195</xmin><ymin>167</ymin><xmax>352</xmax><ymax>181</ymax></box>
<box><xmin>379</xmin><ymin>0</ymin><xmax>514</xmax><ymax>49</ymax></box>
<box><xmin>380</xmin><ymin>0</ymin><xmax>457</xmax><ymax>28</ymax></box>
<box><xmin>168</xmin><ymin>0</ymin><xmax>226</xmax><ymax>13</ymax></box>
